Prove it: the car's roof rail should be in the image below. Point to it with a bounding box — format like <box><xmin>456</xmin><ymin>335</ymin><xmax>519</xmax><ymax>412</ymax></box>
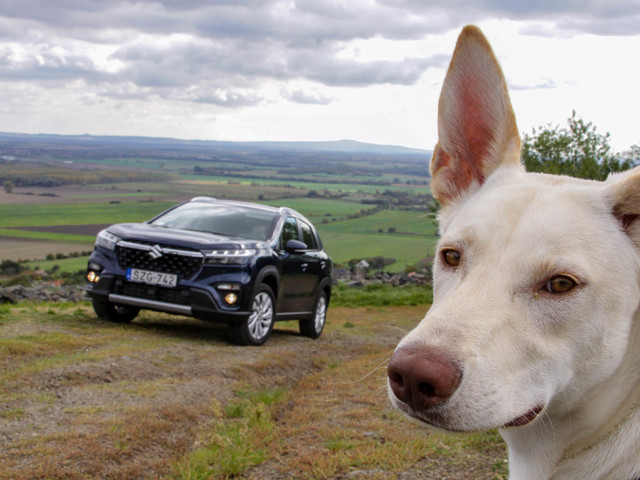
<box><xmin>190</xmin><ymin>196</ymin><xmax>217</xmax><ymax>203</ymax></box>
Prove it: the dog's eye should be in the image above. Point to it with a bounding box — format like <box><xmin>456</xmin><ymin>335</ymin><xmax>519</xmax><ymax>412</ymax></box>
<box><xmin>442</xmin><ymin>249</ymin><xmax>461</xmax><ymax>267</ymax></box>
<box><xmin>544</xmin><ymin>275</ymin><xmax>577</xmax><ymax>294</ymax></box>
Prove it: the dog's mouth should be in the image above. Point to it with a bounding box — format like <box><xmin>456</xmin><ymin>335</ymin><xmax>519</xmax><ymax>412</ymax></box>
<box><xmin>394</xmin><ymin>402</ymin><xmax>545</xmax><ymax>433</ymax></box>
<box><xmin>502</xmin><ymin>405</ymin><xmax>544</xmax><ymax>428</ymax></box>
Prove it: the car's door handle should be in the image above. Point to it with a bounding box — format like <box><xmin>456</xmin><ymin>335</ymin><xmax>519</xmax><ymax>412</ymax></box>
<box><xmin>301</xmin><ymin>263</ymin><xmax>308</xmax><ymax>271</ymax></box>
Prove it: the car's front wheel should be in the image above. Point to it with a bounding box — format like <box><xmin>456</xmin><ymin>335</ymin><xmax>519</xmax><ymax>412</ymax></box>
<box><xmin>92</xmin><ymin>298</ymin><xmax>140</xmax><ymax>323</ymax></box>
<box><xmin>229</xmin><ymin>284</ymin><xmax>275</xmax><ymax>346</ymax></box>
<box><xmin>299</xmin><ymin>290</ymin><xmax>327</xmax><ymax>339</ymax></box>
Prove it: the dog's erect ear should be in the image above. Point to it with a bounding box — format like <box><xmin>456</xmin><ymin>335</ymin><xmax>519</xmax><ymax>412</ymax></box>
<box><xmin>431</xmin><ymin>25</ymin><xmax>522</xmax><ymax>206</ymax></box>
<box><xmin>605</xmin><ymin>167</ymin><xmax>640</xmax><ymax>233</ymax></box>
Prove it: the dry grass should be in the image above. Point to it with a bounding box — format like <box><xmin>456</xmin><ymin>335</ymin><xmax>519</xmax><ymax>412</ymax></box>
<box><xmin>0</xmin><ymin>303</ymin><xmax>507</xmax><ymax>479</ymax></box>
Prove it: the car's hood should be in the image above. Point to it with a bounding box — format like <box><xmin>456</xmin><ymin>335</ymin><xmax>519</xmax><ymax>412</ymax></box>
<box><xmin>106</xmin><ymin>223</ymin><xmax>268</xmax><ymax>250</ymax></box>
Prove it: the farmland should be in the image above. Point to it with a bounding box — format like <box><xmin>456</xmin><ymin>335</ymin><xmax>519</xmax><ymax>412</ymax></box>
<box><xmin>0</xmin><ymin>133</ymin><xmax>437</xmax><ymax>272</ymax></box>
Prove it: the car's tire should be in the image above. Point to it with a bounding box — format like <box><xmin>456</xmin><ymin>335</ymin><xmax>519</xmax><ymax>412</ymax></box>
<box><xmin>92</xmin><ymin>297</ymin><xmax>140</xmax><ymax>323</ymax></box>
<box><xmin>228</xmin><ymin>284</ymin><xmax>275</xmax><ymax>346</ymax></box>
<box><xmin>299</xmin><ymin>290</ymin><xmax>327</xmax><ymax>339</ymax></box>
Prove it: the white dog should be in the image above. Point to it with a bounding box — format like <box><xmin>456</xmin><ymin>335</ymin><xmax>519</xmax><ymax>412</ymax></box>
<box><xmin>387</xmin><ymin>25</ymin><xmax>640</xmax><ymax>480</ymax></box>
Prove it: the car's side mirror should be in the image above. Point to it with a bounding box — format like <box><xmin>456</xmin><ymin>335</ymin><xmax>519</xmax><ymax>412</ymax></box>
<box><xmin>285</xmin><ymin>239</ymin><xmax>307</xmax><ymax>252</ymax></box>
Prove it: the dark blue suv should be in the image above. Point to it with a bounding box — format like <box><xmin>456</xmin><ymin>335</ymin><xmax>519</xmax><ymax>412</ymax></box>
<box><xmin>86</xmin><ymin>197</ymin><xmax>332</xmax><ymax>345</ymax></box>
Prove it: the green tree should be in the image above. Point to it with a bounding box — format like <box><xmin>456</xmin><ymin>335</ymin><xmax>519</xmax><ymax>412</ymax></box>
<box><xmin>522</xmin><ymin>111</ymin><xmax>632</xmax><ymax>180</ymax></box>
<box><xmin>3</xmin><ymin>180</ymin><xmax>14</xmax><ymax>193</ymax></box>
<box><xmin>621</xmin><ymin>144</ymin><xmax>640</xmax><ymax>167</ymax></box>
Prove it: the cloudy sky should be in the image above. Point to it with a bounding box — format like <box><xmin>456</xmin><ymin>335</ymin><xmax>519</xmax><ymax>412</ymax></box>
<box><xmin>1</xmin><ymin>0</ymin><xmax>640</xmax><ymax>152</ymax></box>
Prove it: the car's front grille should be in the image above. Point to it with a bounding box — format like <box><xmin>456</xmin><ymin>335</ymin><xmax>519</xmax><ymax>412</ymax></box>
<box><xmin>114</xmin><ymin>280</ymin><xmax>192</xmax><ymax>306</ymax></box>
<box><xmin>115</xmin><ymin>241</ymin><xmax>203</xmax><ymax>279</ymax></box>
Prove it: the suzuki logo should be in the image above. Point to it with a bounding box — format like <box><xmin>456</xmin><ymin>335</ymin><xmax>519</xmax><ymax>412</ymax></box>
<box><xmin>149</xmin><ymin>244</ymin><xmax>163</xmax><ymax>259</ymax></box>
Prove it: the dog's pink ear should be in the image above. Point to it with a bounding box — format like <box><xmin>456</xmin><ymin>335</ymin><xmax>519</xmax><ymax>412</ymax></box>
<box><xmin>431</xmin><ymin>26</ymin><xmax>522</xmax><ymax>206</ymax></box>
<box><xmin>605</xmin><ymin>167</ymin><xmax>640</xmax><ymax>230</ymax></box>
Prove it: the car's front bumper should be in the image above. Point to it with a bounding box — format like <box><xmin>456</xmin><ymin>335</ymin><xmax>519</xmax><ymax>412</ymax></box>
<box><xmin>86</xmin><ymin>274</ymin><xmax>251</xmax><ymax>324</ymax></box>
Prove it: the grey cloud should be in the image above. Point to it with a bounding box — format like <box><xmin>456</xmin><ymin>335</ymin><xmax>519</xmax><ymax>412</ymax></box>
<box><xmin>555</xmin><ymin>16</ymin><xmax>640</xmax><ymax>36</ymax></box>
<box><xmin>378</xmin><ymin>0</ymin><xmax>640</xmax><ymax>36</ymax></box>
<box><xmin>0</xmin><ymin>0</ymin><xmax>637</xmax><ymax>110</ymax></box>
<box><xmin>281</xmin><ymin>88</ymin><xmax>334</xmax><ymax>105</ymax></box>
<box><xmin>0</xmin><ymin>44</ymin><xmax>103</xmax><ymax>84</ymax></box>
<box><xmin>2</xmin><ymin>1</ymin><xmax>639</xmax><ymax>40</ymax></box>
<box><xmin>287</xmin><ymin>52</ymin><xmax>448</xmax><ymax>87</ymax></box>
<box><xmin>509</xmin><ymin>79</ymin><xmax>558</xmax><ymax>91</ymax></box>
<box><xmin>190</xmin><ymin>89</ymin><xmax>262</xmax><ymax>107</ymax></box>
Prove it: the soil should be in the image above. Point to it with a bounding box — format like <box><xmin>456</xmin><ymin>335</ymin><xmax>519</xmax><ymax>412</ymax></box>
<box><xmin>0</xmin><ymin>306</ymin><xmax>507</xmax><ymax>479</ymax></box>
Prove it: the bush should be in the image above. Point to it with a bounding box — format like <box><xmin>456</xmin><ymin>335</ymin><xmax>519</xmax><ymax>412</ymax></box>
<box><xmin>0</xmin><ymin>260</ymin><xmax>22</xmax><ymax>276</ymax></box>
<box><xmin>5</xmin><ymin>272</ymin><xmax>39</xmax><ymax>287</ymax></box>
<box><xmin>60</xmin><ymin>270</ymin><xmax>86</xmax><ymax>285</ymax></box>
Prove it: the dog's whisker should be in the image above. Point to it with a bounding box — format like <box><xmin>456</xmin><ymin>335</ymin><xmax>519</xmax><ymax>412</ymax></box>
<box><xmin>374</xmin><ymin>383</ymin><xmax>390</xmax><ymax>395</ymax></box>
<box><xmin>382</xmin><ymin>324</ymin><xmax>411</xmax><ymax>335</ymax></box>
<box><xmin>342</xmin><ymin>364</ymin><xmax>386</xmax><ymax>385</ymax></box>
<box><xmin>343</xmin><ymin>359</ymin><xmax>391</xmax><ymax>385</ymax></box>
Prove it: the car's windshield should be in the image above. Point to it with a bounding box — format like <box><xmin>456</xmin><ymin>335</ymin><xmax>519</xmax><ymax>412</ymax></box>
<box><xmin>151</xmin><ymin>203</ymin><xmax>278</xmax><ymax>241</ymax></box>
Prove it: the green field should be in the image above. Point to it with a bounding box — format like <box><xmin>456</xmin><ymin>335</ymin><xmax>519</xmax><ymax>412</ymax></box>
<box><xmin>2</xmin><ymin>151</ymin><xmax>436</xmax><ymax>271</ymax></box>
<box><xmin>321</xmin><ymin>209</ymin><xmax>435</xmax><ymax>234</ymax></box>
<box><xmin>0</xmin><ymin>228</ymin><xmax>94</xmax><ymax>243</ymax></box>
<box><xmin>262</xmin><ymin>197</ymin><xmax>367</xmax><ymax>223</ymax></box>
<box><xmin>2</xmin><ymin>198</ymin><xmax>436</xmax><ymax>271</ymax></box>
<box><xmin>0</xmin><ymin>201</ymin><xmax>176</xmax><ymax>228</ymax></box>
<box><xmin>180</xmin><ymin>173</ymin><xmax>429</xmax><ymax>195</ymax></box>
<box><xmin>25</xmin><ymin>255</ymin><xmax>90</xmax><ymax>272</ymax></box>
<box><xmin>0</xmin><ymin>200</ymin><xmax>177</xmax><ymax>244</ymax></box>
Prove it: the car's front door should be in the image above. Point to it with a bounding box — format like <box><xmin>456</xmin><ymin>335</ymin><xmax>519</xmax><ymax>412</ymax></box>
<box><xmin>277</xmin><ymin>217</ymin><xmax>318</xmax><ymax>314</ymax></box>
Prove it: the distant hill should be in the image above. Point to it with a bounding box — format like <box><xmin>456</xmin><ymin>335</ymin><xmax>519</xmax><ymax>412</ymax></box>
<box><xmin>243</xmin><ymin>139</ymin><xmax>428</xmax><ymax>155</ymax></box>
<box><xmin>0</xmin><ymin>131</ymin><xmax>432</xmax><ymax>180</ymax></box>
<box><xmin>0</xmin><ymin>132</ymin><xmax>430</xmax><ymax>158</ymax></box>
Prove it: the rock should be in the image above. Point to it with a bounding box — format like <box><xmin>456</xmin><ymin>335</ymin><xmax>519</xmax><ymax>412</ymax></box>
<box><xmin>0</xmin><ymin>289</ymin><xmax>18</xmax><ymax>304</ymax></box>
<box><xmin>0</xmin><ymin>283</ymin><xmax>89</xmax><ymax>304</ymax></box>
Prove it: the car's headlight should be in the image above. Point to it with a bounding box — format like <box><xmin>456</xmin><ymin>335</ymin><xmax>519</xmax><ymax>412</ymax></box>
<box><xmin>96</xmin><ymin>229</ymin><xmax>122</xmax><ymax>250</ymax></box>
<box><xmin>204</xmin><ymin>249</ymin><xmax>255</xmax><ymax>265</ymax></box>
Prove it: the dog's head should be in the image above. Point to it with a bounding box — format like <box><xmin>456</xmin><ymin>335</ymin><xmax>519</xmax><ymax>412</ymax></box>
<box><xmin>387</xmin><ymin>25</ymin><xmax>640</xmax><ymax>432</ymax></box>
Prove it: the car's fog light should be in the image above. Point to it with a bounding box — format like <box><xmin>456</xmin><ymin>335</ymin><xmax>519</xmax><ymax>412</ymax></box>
<box><xmin>217</xmin><ymin>283</ymin><xmax>240</xmax><ymax>305</ymax></box>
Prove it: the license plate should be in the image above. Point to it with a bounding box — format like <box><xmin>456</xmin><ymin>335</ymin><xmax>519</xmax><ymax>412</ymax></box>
<box><xmin>126</xmin><ymin>268</ymin><xmax>178</xmax><ymax>287</ymax></box>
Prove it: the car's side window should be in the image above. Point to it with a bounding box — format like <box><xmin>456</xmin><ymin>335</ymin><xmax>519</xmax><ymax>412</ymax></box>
<box><xmin>299</xmin><ymin>221</ymin><xmax>317</xmax><ymax>250</ymax></box>
<box><xmin>280</xmin><ymin>217</ymin><xmax>299</xmax><ymax>249</ymax></box>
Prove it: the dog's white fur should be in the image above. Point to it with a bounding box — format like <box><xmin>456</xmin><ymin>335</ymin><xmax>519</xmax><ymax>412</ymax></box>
<box><xmin>388</xmin><ymin>25</ymin><xmax>640</xmax><ymax>480</ymax></box>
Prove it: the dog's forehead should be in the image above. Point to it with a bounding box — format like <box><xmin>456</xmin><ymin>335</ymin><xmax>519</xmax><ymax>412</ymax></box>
<box><xmin>440</xmin><ymin>170</ymin><xmax>611</xmax><ymax>249</ymax></box>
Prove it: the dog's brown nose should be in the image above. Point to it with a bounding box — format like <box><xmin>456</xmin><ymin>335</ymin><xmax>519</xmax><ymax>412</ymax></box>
<box><xmin>387</xmin><ymin>346</ymin><xmax>462</xmax><ymax>411</ymax></box>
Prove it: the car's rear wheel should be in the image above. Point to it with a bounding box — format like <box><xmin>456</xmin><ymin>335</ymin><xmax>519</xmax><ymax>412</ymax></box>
<box><xmin>92</xmin><ymin>298</ymin><xmax>140</xmax><ymax>323</ymax></box>
<box><xmin>229</xmin><ymin>284</ymin><xmax>275</xmax><ymax>346</ymax></box>
<box><xmin>299</xmin><ymin>290</ymin><xmax>327</xmax><ymax>339</ymax></box>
